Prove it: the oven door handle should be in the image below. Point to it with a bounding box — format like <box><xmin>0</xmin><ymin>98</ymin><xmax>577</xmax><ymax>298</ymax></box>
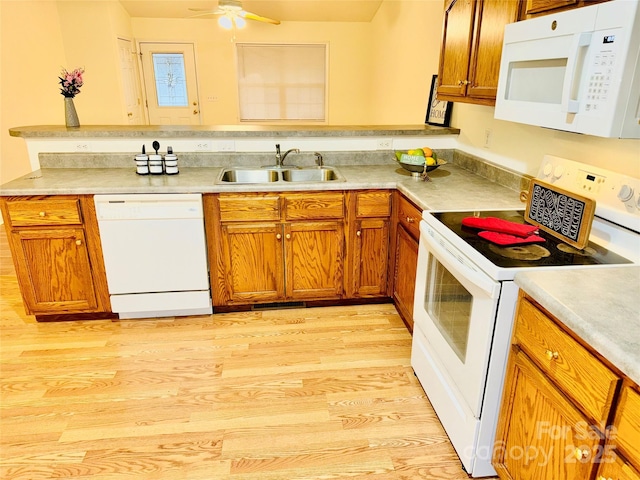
<box><xmin>421</xmin><ymin>223</ymin><xmax>501</xmax><ymax>299</ymax></box>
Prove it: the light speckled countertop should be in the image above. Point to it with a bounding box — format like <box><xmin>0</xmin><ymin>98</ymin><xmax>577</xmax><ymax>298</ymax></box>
<box><xmin>0</xmin><ymin>163</ymin><xmax>525</xmax><ymax>211</ymax></box>
<box><xmin>515</xmin><ymin>268</ymin><xmax>640</xmax><ymax>385</ymax></box>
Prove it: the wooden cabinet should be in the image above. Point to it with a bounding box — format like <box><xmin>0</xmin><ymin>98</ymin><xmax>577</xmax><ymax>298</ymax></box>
<box><xmin>0</xmin><ymin>195</ymin><xmax>111</xmax><ymax>318</ymax></box>
<box><xmin>522</xmin><ymin>0</ymin><xmax>609</xmax><ymax>19</ymax></box>
<box><xmin>437</xmin><ymin>0</ymin><xmax>521</xmax><ymax>106</ymax></box>
<box><xmin>391</xmin><ymin>192</ymin><xmax>421</xmax><ymax>332</ymax></box>
<box><xmin>494</xmin><ymin>293</ymin><xmax>628</xmax><ymax>480</ymax></box>
<box><xmin>345</xmin><ymin>190</ymin><xmax>392</xmax><ymax>298</ymax></box>
<box><xmin>206</xmin><ymin>192</ymin><xmax>344</xmax><ymax>306</ymax></box>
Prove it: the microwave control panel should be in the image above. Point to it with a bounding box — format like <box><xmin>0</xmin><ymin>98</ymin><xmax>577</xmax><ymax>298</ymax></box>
<box><xmin>583</xmin><ymin>29</ymin><xmax>623</xmax><ymax>114</ymax></box>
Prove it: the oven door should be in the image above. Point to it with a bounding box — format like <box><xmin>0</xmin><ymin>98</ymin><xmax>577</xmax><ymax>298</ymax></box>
<box><xmin>413</xmin><ymin>220</ymin><xmax>501</xmax><ymax>417</ymax></box>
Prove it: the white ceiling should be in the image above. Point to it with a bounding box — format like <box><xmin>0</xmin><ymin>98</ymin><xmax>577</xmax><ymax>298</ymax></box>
<box><xmin>119</xmin><ymin>0</ymin><xmax>384</xmax><ymax>22</ymax></box>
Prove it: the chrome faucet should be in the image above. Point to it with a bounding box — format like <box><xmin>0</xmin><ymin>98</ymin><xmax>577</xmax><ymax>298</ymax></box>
<box><xmin>275</xmin><ymin>144</ymin><xmax>300</xmax><ymax>167</ymax></box>
<box><xmin>314</xmin><ymin>152</ymin><xmax>324</xmax><ymax>167</ymax></box>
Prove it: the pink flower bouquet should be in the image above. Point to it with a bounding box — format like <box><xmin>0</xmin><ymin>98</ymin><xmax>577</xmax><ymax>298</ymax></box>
<box><xmin>59</xmin><ymin>67</ymin><xmax>84</xmax><ymax>98</ymax></box>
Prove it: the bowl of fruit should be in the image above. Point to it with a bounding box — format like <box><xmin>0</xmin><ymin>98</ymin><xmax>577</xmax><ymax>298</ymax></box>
<box><xmin>394</xmin><ymin>147</ymin><xmax>446</xmax><ymax>173</ymax></box>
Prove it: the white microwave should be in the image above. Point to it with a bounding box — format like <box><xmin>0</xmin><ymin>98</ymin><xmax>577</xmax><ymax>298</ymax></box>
<box><xmin>494</xmin><ymin>0</ymin><xmax>640</xmax><ymax>138</ymax></box>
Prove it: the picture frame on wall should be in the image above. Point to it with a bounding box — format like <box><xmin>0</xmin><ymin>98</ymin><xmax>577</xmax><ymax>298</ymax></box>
<box><xmin>425</xmin><ymin>75</ymin><xmax>453</xmax><ymax>127</ymax></box>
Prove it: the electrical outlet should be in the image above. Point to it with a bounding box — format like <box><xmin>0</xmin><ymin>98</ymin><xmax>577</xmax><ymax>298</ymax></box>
<box><xmin>376</xmin><ymin>138</ymin><xmax>393</xmax><ymax>150</ymax></box>
<box><xmin>75</xmin><ymin>143</ymin><xmax>91</xmax><ymax>152</ymax></box>
<box><xmin>218</xmin><ymin>140</ymin><xmax>235</xmax><ymax>152</ymax></box>
<box><xmin>484</xmin><ymin>129</ymin><xmax>492</xmax><ymax>148</ymax></box>
<box><xmin>195</xmin><ymin>141</ymin><xmax>212</xmax><ymax>152</ymax></box>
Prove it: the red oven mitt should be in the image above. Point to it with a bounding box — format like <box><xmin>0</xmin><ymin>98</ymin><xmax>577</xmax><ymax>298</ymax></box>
<box><xmin>478</xmin><ymin>231</ymin><xmax>546</xmax><ymax>246</ymax></box>
<box><xmin>462</xmin><ymin>216</ymin><xmax>539</xmax><ymax>237</ymax></box>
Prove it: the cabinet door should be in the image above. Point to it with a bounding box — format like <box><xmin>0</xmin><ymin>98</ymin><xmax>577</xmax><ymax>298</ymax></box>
<box><xmin>393</xmin><ymin>224</ymin><xmax>419</xmax><ymax>332</ymax></box>
<box><xmin>438</xmin><ymin>0</ymin><xmax>476</xmax><ymax>99</ymax></box>
<box><xmin>10</xmin><ymin>228</ymin><xmax>98</xmax><ymax>314</ymax></box>
<box><xmin>220</xmin><ymin>222</ymin><xmax>285</xmax><ymax>304</ymax></box>
<box><xmin>285</xmin><ymin>221</ymin><xmax>343</xmax><ymax>300</ymax></box>
<box><xmin>595</xmin><ymin>451</ymin><xmax>640</xmax><ymax>480</ymax></box>
<box><xmin>494</xmin><ymin>347</ymin><xmax>601</xmax><ymax>480</ymax></box>
<box><xmin>352</xmin><ymin>218</ymin><xmax>390</xmax><ymax>297</ymax></box>
<box><xmin>467</xmin><ymin>0</ymin><xmax>520</xmax><ymax>101</ymax></box>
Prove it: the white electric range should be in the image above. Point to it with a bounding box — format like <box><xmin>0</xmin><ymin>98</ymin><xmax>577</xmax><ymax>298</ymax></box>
<box><xmin>411</xmin><ymin>155</ymin><xmax>640</xmax><ymax>477</ymax></box>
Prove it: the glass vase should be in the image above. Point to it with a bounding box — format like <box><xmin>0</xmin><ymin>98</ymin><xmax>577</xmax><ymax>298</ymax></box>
<box><xmin>64</xmin><ymin>97</ymin><xmax>80</xmax><ymax>128</ymax></box>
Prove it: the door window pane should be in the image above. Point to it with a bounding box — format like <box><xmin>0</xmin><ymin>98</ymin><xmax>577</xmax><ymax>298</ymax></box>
<box><xmin>237</xmin><ymin>44</ymin><xmax>326</xmax><ymax>121</ymax></box>
<box><xmin>425</xmin><ymin>256</ymin><xmax>472</xmax><ymax>362</ymax></box>
<box><xmin>152</xmin><ymin>53</ymin><xmax>188</xmax><ymax>107</ymax></box>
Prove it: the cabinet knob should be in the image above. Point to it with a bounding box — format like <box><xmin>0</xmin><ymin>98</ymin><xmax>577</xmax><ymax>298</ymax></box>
<box><xmin>406</xmin><ymin>216</ymin><xmax>415</xmax><ymax>223</ymax></box>
<box><xmin>458</xmin><ymin>80</ymin><xmax>470</xmax><ymax>86</ymax></box>
<box><xmin>276</xmin><ymin>233</ymin><xmax>282</xmax><ymax>240</ymax></box>
<box><xmin>598</xmin><ymin>476</ymin><xmax>612</xmax><ymax>480</ymax></box>
<box><xmin>75</xmin><ymin>239</ymin><xmax>82</xmax><ymax>246</ymax></box>
<box><xmin>285</xmin><ymin>233</ymin><xmax>291</xmax><ymax>240</ymax></box>
<box><xmin>545</xmin><ymin>349</ymin><xmax>559</xmax><ymax>361</ymax></box>
<box><xmin>574</xmin><ymin>448</ymin><xmax>589</xmax><ymax>461</ymax></box>
<box><xmin>356</xmin><ymin>230</ymin><xmax>361</xmax><ymax>237</ymax></box>
<box><xmin>39</xmin><ymin>211</ymin><xmax>46</xmax><ymax>217</ymax></box>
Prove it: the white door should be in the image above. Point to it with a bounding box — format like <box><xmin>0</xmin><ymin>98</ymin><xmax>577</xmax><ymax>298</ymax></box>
<box><xmin>139</xmin><ymin>42</ymin><xmax>201</xmax><ymax>125</ymax></box>
<box><xmin>117</xmin><ymin>38</ymin><xmax>145</xmax><ymax>124</ymax></box>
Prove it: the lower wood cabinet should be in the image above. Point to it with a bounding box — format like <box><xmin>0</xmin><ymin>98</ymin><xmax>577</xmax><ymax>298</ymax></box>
<box><xmin>346</xmin><ymin>190</ymin><xmax>392</xmax><ymax>298</ymax></box>
<box><xmin>0</xmin><ymin>195</ymin><xmax>111</xmax><ymax>317</ymax></box>
<box><xmin>493</xmin><ymin>292</ymin><xmax>640</xmax><ymax>480</ymax></box>
<box><xmin>391</xmin><ymin>192</ymin><xmax>421</xmax><ymax>332</ymax></box>
<box><xmin>206</xmin><ymin>191</ymin><xmax>345</xmax><ymax>306</ymax></box>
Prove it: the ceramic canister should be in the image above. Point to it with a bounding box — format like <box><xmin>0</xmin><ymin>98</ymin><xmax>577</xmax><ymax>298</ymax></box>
<box><xmin>135</xmin><ymin>153</ymin><xmax>149</xmax><ymax>175</ymax></box>
<box><xmin>164</xmin><ymin>153</ymin><xmax>179</xmax><ymax>175</ymax></box>
<box><xmin>148</xmin><ymin>154</ymin><xmax>163</xmax><ymax>174</ymax></box>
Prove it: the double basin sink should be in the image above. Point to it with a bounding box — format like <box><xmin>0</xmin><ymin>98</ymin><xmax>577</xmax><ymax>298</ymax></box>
<box><xmin>218</xmin><ymin>167</ymin><xmax>342</xmax><ymax>184</ymax></box>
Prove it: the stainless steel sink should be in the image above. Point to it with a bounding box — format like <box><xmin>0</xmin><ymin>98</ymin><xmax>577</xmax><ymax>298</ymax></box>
<box><xmin>218</xmin><ymin>167</ymin><xmax>341</xmax><ymax>184</ymax></box>
<box><xmin>281</xmin><ymin>168</ymin><xmax>339</xmax><ymax>182</ymax></box>
<box><xmin>219</xmin><ymin>169</ymin><xmax>279</xmax><ymax>183</ymax></box>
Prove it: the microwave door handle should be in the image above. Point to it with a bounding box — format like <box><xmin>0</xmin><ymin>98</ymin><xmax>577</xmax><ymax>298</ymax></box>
<box><xmin>561</xmin><ymin>32</ymin><xmax>592</xmax><ymax>114</ymax></box>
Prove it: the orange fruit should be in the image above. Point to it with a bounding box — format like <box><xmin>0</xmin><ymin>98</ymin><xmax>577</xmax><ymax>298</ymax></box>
<box><xmin>422</xmin><ymin>147</ymin><xmax>433</xmax><ymax>157</ymax></box>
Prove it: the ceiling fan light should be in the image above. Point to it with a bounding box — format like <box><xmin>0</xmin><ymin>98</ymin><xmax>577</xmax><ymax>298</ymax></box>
<box><xmin>218</xmin><ymin>15</ymin><xmax>233</xmax><ymax>29</ymax></box>
<box><xmin>234</xmin><ymin>16</ymin><xmax>246</xmax><ymax>28</ymax></box>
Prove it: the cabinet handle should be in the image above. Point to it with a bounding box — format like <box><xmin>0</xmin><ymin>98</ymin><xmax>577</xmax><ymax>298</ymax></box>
<box><xmin>39</xmin><ymin>211</ymin><xmax>46</xmax><ymax>217</ymax></box>
<box><xmin>574</xmin><ymin>448</ymin><xmax>589</xmax><ymax>460</ymax></box>
<box><xmin>276</xmin><ymin>233</ymin><xmax>282</xmax><ymax>240</ymax></box>
<box><xmin>406</xmin><ymin>216</ymin><xmax>415</xmax><ymax>223</ymax></box>
<box><xmin>75</xmin><ymin>239</ymin><xmax>82</xmax><ymax>246</ymax></box>
<box><xmin>545</xmin><ymin>349</ymin><xmax>559</xmax><ymax>361</ymax></box>
<box><xmin>285</xmin><ymin>233</ymin><xmax>291</xmax><ymax>240</ymax></box>
<box><xmin>356</xmin><ymin>230</ymin><xmax>361</xmax><ymax>237</ymax></box>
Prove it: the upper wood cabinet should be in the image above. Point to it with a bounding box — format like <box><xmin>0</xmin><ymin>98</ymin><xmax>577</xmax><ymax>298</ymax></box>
<box><xmin>521</xmin><ymin>0</ymin><xmax>609</xmax><ymax>19</ymax></box>
<box><xmin>437</xmin><ymin>0</ymin><xmax>521</xmax><ymax>106</ymax></box>
<box><xmin>0</xmin><ymin>195</ymin><xmax>111</xmax><ymax>317</ymax></box>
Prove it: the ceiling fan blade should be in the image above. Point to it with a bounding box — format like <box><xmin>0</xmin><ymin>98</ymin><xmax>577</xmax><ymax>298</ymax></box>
<box><xmin>241</xmin><ymin>11</ymin><xmax>281</xmax><ymax>25</ymax></box>
<box><xmin>188</xmin><ymin>8</ymin><xmax>224</xmax><ymax>17</ymax></box>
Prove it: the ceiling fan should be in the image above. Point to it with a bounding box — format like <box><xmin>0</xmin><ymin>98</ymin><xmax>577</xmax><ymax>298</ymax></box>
<box><xmin>189</xmin><ymin>0</ymin><xmax>280</xmax><ymax>29</ymax></box>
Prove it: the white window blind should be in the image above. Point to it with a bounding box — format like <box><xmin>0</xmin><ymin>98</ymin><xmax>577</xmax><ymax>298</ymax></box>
<box><xmin>236</xmin><ymin>43</ymin><xmax>327</xmax><ymax>122</ymax></box>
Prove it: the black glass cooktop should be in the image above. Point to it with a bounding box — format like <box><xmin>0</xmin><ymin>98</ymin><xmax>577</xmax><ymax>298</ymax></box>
<box><xmin>432</xmin><ymin>210</ymin><xmax>633</xmax><ymax>269</ymax></box>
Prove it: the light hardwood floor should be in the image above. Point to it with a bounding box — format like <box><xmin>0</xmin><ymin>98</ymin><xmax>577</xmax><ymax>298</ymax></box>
<box><xmin>0</xmin><ymin>229</ymin><xmax>474</xmax><ymax>479</ymax></box>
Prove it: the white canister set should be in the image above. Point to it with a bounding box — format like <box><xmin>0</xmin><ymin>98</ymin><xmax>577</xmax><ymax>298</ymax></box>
<box><xmin>135</xmin><ymin>140</ymin><xmax>179</xmax><ymax>175</ymax></box>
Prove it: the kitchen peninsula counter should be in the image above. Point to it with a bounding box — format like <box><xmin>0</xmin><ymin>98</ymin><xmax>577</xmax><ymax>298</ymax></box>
<box><xmin>515</xmin><ymin>267</ymin><xmax>640</xmax><ymax>385</ymax></box>
<box><xmin>9</xmin><ymin>124</ymin><xmax>460</xmax><ymax>139</ymax></box>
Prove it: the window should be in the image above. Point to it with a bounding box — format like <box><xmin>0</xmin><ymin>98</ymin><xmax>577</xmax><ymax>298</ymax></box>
<box><xmin>151</xmin><ymin>53</ymin><xmax>188</xmax><ymax>107</ymax></box>
<box><xmin>236</xmin><ymin>43</ymin><xmax>327</xmax><ymax>122</ymax></box>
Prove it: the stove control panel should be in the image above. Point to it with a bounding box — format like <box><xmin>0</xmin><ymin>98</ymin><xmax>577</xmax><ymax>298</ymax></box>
<box><xmin>537</xmin><ymin>155</ymin><xmax>640</xmax><ymax>232</ymax></box>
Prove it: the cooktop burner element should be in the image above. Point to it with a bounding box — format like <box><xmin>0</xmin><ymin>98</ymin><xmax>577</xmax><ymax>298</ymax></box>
<box><xmin>431</xmin><ymin>210</ymin><xmax>633</xmax><ymax>269</ymax></box>
<box><xmin>488</xmin><ymin>243</ymin><xmax>551</xmax><ymax>261</ymax></box>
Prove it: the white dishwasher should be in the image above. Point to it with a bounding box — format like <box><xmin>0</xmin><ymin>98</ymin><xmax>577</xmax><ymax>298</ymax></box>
<box><xmin>94</xmin><ymin>193</ymin><xmax>212</xmax><ymax>319</ymax></box>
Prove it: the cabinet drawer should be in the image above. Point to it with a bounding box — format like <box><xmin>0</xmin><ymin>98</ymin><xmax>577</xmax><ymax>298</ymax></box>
<box><xmin>614</xmin><ymin>386</ymin><xmax>640</xmax><ymax>472</ymax></box>
<box><xmin>284</xmin><ymin>192</ymin><xmax>344</xmax><ymax>220</ymax></box>
<box><xmin>355</xmin><ymin>190</ymin><xmax>391</xmax><ymax>218</ymax></box>
<box><xmin>514</xmin><ymin>298</ymin><xmax>620</xmax><ymax>424</ymax></box>
<box><xmin>5</xmin><ymin>198</ymin><xmax>82</xmax><ymax>226</ymax></box>
<box><xmin>396</xmin><ymin>193</ymin><xmax>421</xmax><ymax>240</ymax></box>
<box><xmin>218</xmin><ymin>194</ymin><xmax>281</xmax><ymax>222</ymax></box>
